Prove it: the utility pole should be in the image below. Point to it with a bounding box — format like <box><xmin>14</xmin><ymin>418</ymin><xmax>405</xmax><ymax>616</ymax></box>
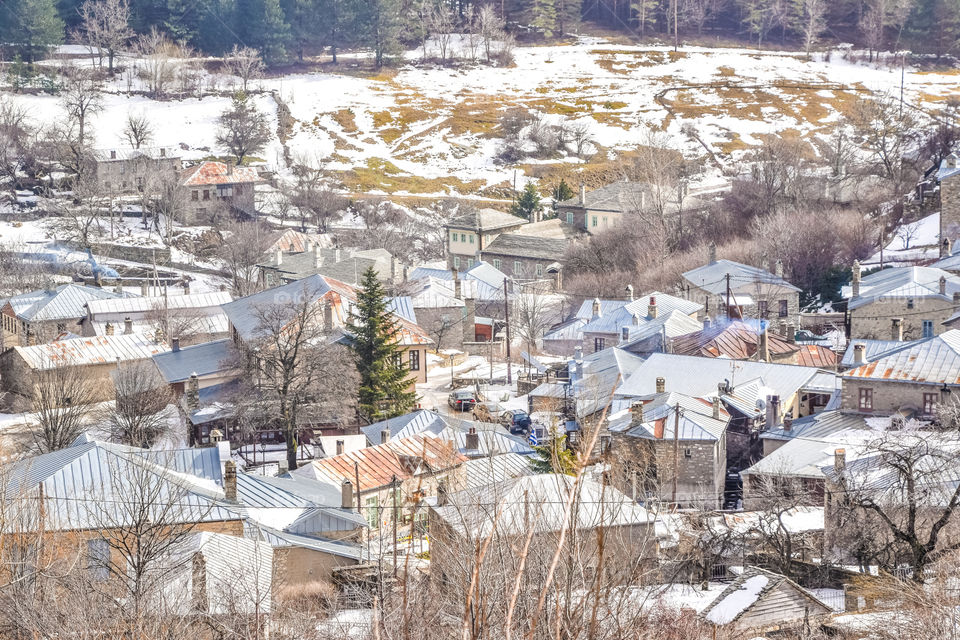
<box><xmin>672</xmin><ymin>404</ymin><xmax>680</xmax><ymax>504</ymax></box>
<box><xmin>504</xmin><ymin>278</ymin><xmax>512</xmax><ymax>385</ymax></box>
<box><xmin>725</xmin><ymin>273</ymin><xmax>731</xmax><ymax>321</ymax></box>
<box><xmin>900</xmin><ymin>52</ymin><xmax>905</xmax><ymax>119</ymax></box>
<box><xmin>673</xmin><ymin>0</ymin><xmax>679</xmax><ymax>53</ymax></box>
<box><xmin>392</xmin><ymin>475</ymin><xmax>399</xmax><ymax>578</ymax></box>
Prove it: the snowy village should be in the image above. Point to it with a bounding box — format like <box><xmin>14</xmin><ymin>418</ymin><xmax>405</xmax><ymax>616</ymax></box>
<box><xmin>1</xmin><ymin>0</ymin><xmax>960</xmax><ymax>636</ymax></box>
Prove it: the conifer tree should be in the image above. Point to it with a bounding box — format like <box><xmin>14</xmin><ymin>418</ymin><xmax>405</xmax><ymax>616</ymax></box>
<box><xmin>1</xmin><ymin>0</ymin><xmax>64</xmax><ymax>62</ymax></box>
<box><xmin>510</xmin><ymin>182</ymin><xmax>543</xmax><ymax>220</ymax></box>
<box><xmin>348</xmin><ymin>267</ymin><xmax>418</xmax><ymax>421</ymax></box>
<box><xmin>552</xmin><ymin>178</ymin><xmax>574</xmax><ymax>202</ymax></box>
<box><xmin>527</xmin><ymin>0</ymin><xmax>558</xmax><ymax>36</ymax></box>
<box><xmin>235</xmin><ymin>0</ymin><xmax>292</xmax><ymax>65</ymax></box>
<box><xmin>530</xmin><ymin>434</ymin><xmax>577</xmax><ymax>475</ymax></box>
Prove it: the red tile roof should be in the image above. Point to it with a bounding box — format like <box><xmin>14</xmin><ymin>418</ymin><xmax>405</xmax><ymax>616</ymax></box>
<box><xmin>181</xmin><ymin>161</ymin><xmax>261</xmax><ymax>186</ymax></box>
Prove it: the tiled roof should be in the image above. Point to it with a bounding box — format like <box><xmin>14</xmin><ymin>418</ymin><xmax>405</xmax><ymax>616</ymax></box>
<box><xmin>481</xmin><ymin>233</ymin><xmax>569</xmax><ymax>261</ymax></box>
<box><xmin>4</xmin><ymin>284</ymin><xmax>124</xmax><ymax>322</ymax></box>
<box><xmin>682</xmin><ymin>259</ymin><xmax>801</xmax><ymax>295</ymax></box>
<box><xmin>296</xmin><ymin>434</ymin><xmax>468</xmax><ymax>491</ymax></box>
<box><xmin>670</xmin><ymin>320</ymin><xmax>798</xmax><ymax>360</ymax></box>
<box><xmin>847</xmin><ymin>266</ymin><xmax>960</xmax><ymax>310</ymax></box>
<box><xmin>181</xmin><ymin>161</ymin><xmax>260</xmax><ymax>186</ymax></box>
<box><xmin>14</xmin><ymin>333</ymin><xmax>167</xmax><ymax>369</ymax></box>
<box><xmin>446</xmin><ymin>208</ymin><xmax>527</xmax><ymax>231</ymax></box>
<box><xmin>843</xmin><ymin>330</ymin><xmax>960</xmax><ymax>384</ymax></box>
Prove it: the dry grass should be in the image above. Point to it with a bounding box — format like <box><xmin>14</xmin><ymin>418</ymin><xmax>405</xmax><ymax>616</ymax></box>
<box><xmin>338</xmin><ymin>157</ymin><xmax>487</xmax><ymax>195</ymax></box>
<box><xmin>329</xmin><ymin>108</ymin><xmax>358</xmax><ymax>133</ymax></box>
<box><xmin>717</xmin><ymin>133</ymin><xmax>751</xmax><ymax>155</ymax></box>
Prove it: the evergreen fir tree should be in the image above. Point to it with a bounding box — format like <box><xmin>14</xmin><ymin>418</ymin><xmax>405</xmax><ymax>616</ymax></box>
<box><xmin>348</xmin><ymin>267</ymin><xmax>418</xmax><ymax>421</ymax></box>
<box><xmin>353</xmin><ymin>0</ymin><xmax>402</xmax><ymax>67</ymax></box>
<box><xmin>552</xmin><ymin>178</ymin><xmax>574</xmax><ymax>202</ymax></box>
<box><xmin>280</xmin><ymin>0</ymin><xmax>324</xmax><ymax>61</ymax></box>
<box><xmin>1</xmin><ymin>0</ymin><xmax>64</xmax><ymax>62</ymax></box>
<box><xmin>235</xmin><ymin>0</ymin><xmax>292</xmax><ymax>65</ymax></box>
<box><xmin>509</xmin><ymin>182</ymin><xmax>543</xmax><ymax>220</ymax></box>
<box><xmin>526</xmin><ymin>0</ymin><xmax>558</xmax><ymax>37</ymax></box>
<box><xmin>529</xmin><ymin>434</ymin><xmax>577</xmax><ymax>475</ymax></box>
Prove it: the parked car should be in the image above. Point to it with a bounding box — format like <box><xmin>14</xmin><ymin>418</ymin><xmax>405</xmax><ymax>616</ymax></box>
<box><xmin>473</xmin><ymin>401</ymin><xmax>502</xmax><ymax>422</ymax></box>
<box><xmin>501</xmin><ymin>410</ymin><xmax>532</xmax><ymax>435</ymax></box>
<box><xmin>448</xmin><ymin>389</ymin><xmax>476</xmax><ymax>412</ymax></box>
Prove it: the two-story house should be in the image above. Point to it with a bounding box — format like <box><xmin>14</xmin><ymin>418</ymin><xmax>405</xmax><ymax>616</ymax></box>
<box><xmin>555</xmin><ymin>181</ymin><xmax>711</xmax><ymax>234</ymax></box>
<box><xmin>2</xmin><ymin>284</ymin><xmax>127</xmax><ymax>348</ymax></box>
<box><xmin>179</xmin><ymin>161</ymin><xmax>261</xmax><ymax>220</ymax></box>
<box><xmin>445</xmin><ymin>208</ymin><xmax>527</xmax><ymax>270</ymax></box>
<box><xmin>682</xmin><ymin>256</ymin><xmax>802</xmax><ymax>324</ymax></box>
<box><xmin>90</xmin><ymin>147</ymin><xmax>182</xmax><ymax>194</ymax></box>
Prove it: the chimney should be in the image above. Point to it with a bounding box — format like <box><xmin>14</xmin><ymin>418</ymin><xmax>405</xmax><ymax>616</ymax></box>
<box><xmin>160</xmin><ymin>148</ymin><xmax>166</xmax><ymax>157</ymax></box>
<box><xmin>954</xmin><ymin>292</ymin><xmax>960</xmax><ymax>304</ymax></box>
<box><xmin>853</xmin><ymin>343</ymin><xmax>866</xmax><ymax>365</ymax></box>
<box><xmin>277</xmin><ymin>459</ymin><xmax>289</xmax><ymax>475</ymax></box>
<box><xmin>227</xmin><ymin>162</ymin><xmax>234</xmax><ymax>175</ymax></box>
<box><xmin>630</xmin><ymin>401</ymin><xmax>645</xmax><ymax>426</ymax></box>
<box><xmin>380</xmin><ymin>429</ymin><xmax>390</xmax><ymax>444</ymax></box>
<box><xmin>187</xmin><ymin>372</ymin><xmax>199</xmax><ymax>411</ymax></box>
<box><xmin>223</xmin><ymin>461</ymin><xmax>237</xmax><ymax>501</ymax></box>
<box><xmin>765</xmin><ymin>395</ymin><xmax>775</xmax><ymax>429</ymax></box>
<box><xmin>140</xmin><ymin>282</ymin><xmax>149</xmax><ymax>296</ymax></box>
<box><xmin>626</xmin><ymin>284</ymin><xmax>634</xmax><ymax>301</ymax></box>
<box><xmin>712</xmin><ymin>396</ymin><xmax>721</xmax><ymax>420</ymax></box>
<box><xmin>341</xmin><ymin>480</ymin><xmax>353</xmax><ymax>510</ymax></box>
<box><xmin>708</xmin><ymin>242</ymin><xmax>717</xmax><ymax>263</ymax></box>
<box><xmin>632</xmin><ymin>312</ymin><xmax>641</xmax><ymax>326</ymax></box>
<box><xmin>656</xmin><ymin>377</ymin><xmax>665</xmax><ymax>394</ymax></box>
<box><xmin>437</xmin><ymin>480</ymin><xmax>448</xmax><ymax>506</ymax></box>
<box><xmin>783</xmin><ymin>414</ymin><xmax>793</xmax><ymax>431</ymax></box>
<box><xmin>759</xmin><ymin>326</ymin><xmax>770</xmax><ymax>362</ymax></box>
<box><xmin>851</xmin><ymin>260</ymin><xmax>861</xmax><ymax>298</ymax></box>
<box><xmin>834</xmin><ymin>448</ymin><xmax>846</xmax><ymax>477</ymax></box>
<box><xmin>454</xmin><ymin>269</ymin><xmax>462</xmax><ymax>300</ymax></box>
<box><xmin>786</xmin><ymin>323</ymin><xmax>796</xmax><ymax>343</ymax></box>
<box><xmin>183</xmin><ymin>282</ymin><xmax>190</xmax><ymax>296</ymax></box>
<box><xmin>110</xmin><ymin>150</ymin><xmax>116</xmax><ymax>159</ymax></box>
<box><xmin>945</xmin><ymin>237</ymin><xmax>954</xmax><ymax>258</ymax></box>
<box><xmin>592</xmin><ymin>297</ymin><xmax>602</xmax><ymax>319</ymax></box>
<box><xmin>105</xmin><ymin>322</ymin><xmax>114</xmax><ymax>336</ymax></box>
<box><xmin>172</xmin><ymin>336</ymin><xmax>181</xmax><ymax>352</ymax></box>
<box><xmin>123</xmin><ymin>317</ymin><xmax>133</xmax><ymax>335</ymax></box>
<box><xmin>314</xmin><ymin>245</ymin><xmax>323</xmax><ymax>268</ymax></box>
<box><xmin>774</xmin><ymin>258</ymin><xmax>784</xmax><ymax>278</ymax></box>
<box><xmin>703</xmin><ymin>316</ymin><xmax>712</xmax><ymax>331</ymax></box>
<box><xmin>335</xmin><ymin>439</ymin><xmax>345</xmax><ymax>455</ymax></box>
<box><xmin>334</xmin><ymin>248</ymin><xmax>341</xmax><ymax>263</ymax></box>
<box><xmin>323</xmin><ymin>301</ymin><xmax>333</xmax><ymax>330</ymax></box>
<box><xmin>466</xmin><ymin>426</ymin><xmax>480</xmax><ymax>451</ymax></box>
<box><xmin>579</xmin><ymin>183</ymin><xmax>586</xmax><ymax>205</ymax></box>
<box><xmin>718</xmin><ymin>381</ymin><xmax>727</xmax><ymax>396</ymax></box>
<box><xmin>941</xmin><ymin>276</ymin><xmax>948</xmax><ymax>296</ymax></box>
<box><xmin>647</xmin><ymin>296</ymin><xmax>658</xmax><ymax>319</ymax></box>
<box><xmin>275</xmin><ymin>248</ymin><xmax>283</xmax><ymax>265</ymax></box>
<box><xmin>949</xmin><ymin>153</ymin><xmax>959</xmax><ymax>169</ymax></box>
<box><xmin>892</xmin><ymin>318</ymin><xmax>903</xmax><ymax>341</ymax></box>
<box><xmin>114</xmin><ymin>280</ymin><xmax>123</xmax><ymax>294</ymax></box>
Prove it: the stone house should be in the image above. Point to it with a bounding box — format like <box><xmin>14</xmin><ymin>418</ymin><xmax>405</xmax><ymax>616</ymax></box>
<box><xmin>179</xmin><ymin>161</ymin><xmax>261</xmax><ymax>220</ymax></box>
<box><xmin>846</xmin><ymin>264</ymin><xmax>960</xmax><ymax>340</ymax></box>
<box><xmin>445</xmin><ymin>208</ymin><xmax>527</xmax><ymax>270</ymax></box>
<box><xmin>0</xmin><ymin>333</ymin><xmax>168</xmax><ymax>406</ymax></box>
<box><xmin>554</xmin><ymin>181</ymin><xmax>711</xmax><ymax>235</ymax></box>
<box><xmin>936</xmin><ymin>153</ymin><xmax>960</xmax><ymax>255</ymax></box>
<box><xmin>607</xmin><ymin>393</ymin><xmax>730</xmax><ymax>509</ymax></box>
<box><xmin>682</xmin><ymin>256</ymin><xmax>802</xmax><ymax>324</ymax></box>
<box><xmin>480</xmin><ymin>232</ymin><xmax>568</xmax><ymax>282</ymax></box>
<box><xmin>257</xmin><ymin>245</ymin><xmax>402</xmax><ymax>288</ymax></box>
<box><xmin>2</xmin><ymin>284</ymin><xmax>127</xmax><ymax>348</ymax></box>
<box><xmin>578</xmin><ymin>293</ymin><xmax>702</xmax><ymax>355</ymax></box>
<box><xmin>90</xmin><ymin>147</ymin><xmax>182</xmax><ymax>194</ymax></box>
<box><xmin>841</xmin><ymin>330</ymin><xmax>960</xmax><ymax>416</ymax></box>
<box><xmin>293</xmin><ymin>434</ymin><xmax>469</xmax><ymax>530</ymax></box>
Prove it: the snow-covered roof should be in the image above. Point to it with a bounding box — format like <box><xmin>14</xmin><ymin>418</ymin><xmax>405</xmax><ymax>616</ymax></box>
<box><xmin>607</xmin><ymin>391</ymin><xmax>730</xmax><ymax>442</ymax></box>
<box><xmin>14</xmin><ymin>333</ymin><xmax>167</xmax><ymax>369</ymax></box>
<box><xmin>847</xmin><ymin>266</ymin><xmax>960</xmax><ymax>309</ymax></box>
<box><xmin>843</xmin><ymin>330</ymin><xmax>960</xmax><ymax>385</ymax></box>
<box><xmin>700</xmin><ymin>566</ymin><xmax>830</xmax><ymax>628</ymax></box>
<box><xmin>683</xmin><ymin>259</ymin><xmax>801</xmax><ymax>295</ymax></box>
<box><xmin>86</xmin><ymin>290</ymin><xmax>232</xmax><ymax>317</ymax></box>
<box><xmin>4</xmin><ymin>284</ymin><xmax>126</xmax><ymax>322</ymax></box>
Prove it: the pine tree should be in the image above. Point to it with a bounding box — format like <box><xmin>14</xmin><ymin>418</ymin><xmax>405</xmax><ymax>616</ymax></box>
<box><xmin>353</xmin><ymin>0</ymin><xmax>402</xmax><ymax>67</ymax></box>
<box><xmin>529</xmin><ymin>434</ymin><xmax>577</xmax><ymax>475</ymax></box>
<box><xmin>1</xmin><ymin>0</ymin><xmax>64</xmax><ymax>62</ymax></box>
<box><xmin>280</xmin><ymin>0</ymin><xmax>324</xmax><ymax>61</ymax></box>
<box><xmin>510</xmin><ymin>182</ymin><xmax>543</xmax><ymax>220</ymax></box>
<box><xmin>348</xmin><ymin>267</ymin><xmax>418</xmax><ymax>421</ymax></box>
<box><xmin>235</xmin><ymin>0</ymin><xmax>292</xmax><ymax>65</ymax></box>
<box><xmin>552</xmin><ymin>178</ymin><xmax>574</xmax><ymax>202</ymax></box>
<box><xmin>526</xmin><ymin>0</ymin><xmax>558</xmax><ymax>37</ymax></box>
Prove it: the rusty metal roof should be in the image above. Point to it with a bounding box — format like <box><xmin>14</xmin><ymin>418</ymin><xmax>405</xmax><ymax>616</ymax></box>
<box><xmin>180</xmin><ymin>161</ymin><xmax>260</xmax><ymax>186</ymax></box>
<box><xmin>14</xmin><ymin>334</ymin><xmax>168</xmax><ymax>369</ymax></box>
<box><xmin>795</xmin><ymin>344</ymin><xmax>838</xmax><ymax>368</ymax></box>
<box><xmin>670</xmin><ymin>320</ymin><xmax>798</xmax><ymax>360</ymax></box>
<box><xmin>298</xmin><ymin>434</ymin><xmax>468</xmax><ymax>492</ymax></box>
<box><xmin>843</xmin><ymin>329</ymin><xmax>960</xmax><ymax>384</ymax></box>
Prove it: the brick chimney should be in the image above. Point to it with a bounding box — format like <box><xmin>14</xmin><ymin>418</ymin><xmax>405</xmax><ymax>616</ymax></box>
<box><xmin>851</xmin><ymin>260</ymin><xmax>861</xmax><ymax>298</ymax></box>
<box><xmin>892</xmin><ymin>318</ymin><xmax>903</xmax><ymax>341</ymax></box>
<box><xmin>124</xmin><ymin>317</ymin><xmax>133</xmax><ymax>335</ymax></box>
<box><xmin>853</xmin><ymin>343</ymin><xmax>866</xmax><ymax>365</ymax></box>
<box><xmin>647</xmin><ymin>296</ymin><xmax>658</xmax><ymax>319</ymax></box>
<box><xmin>630</xmin><ymin>401</ymin><xmax>645</xmax><ymax>426</ymax></box>
<box><xmin>774</xmin><ymin>258</ymin><xmax>784</xmax><ymax>278</ymax></box>
<box><xmin>834</xmin><ymin>448</ymin><xmax>846</xmax><ymax>477</ymax></box>
<box><xmin>223</xmin><ymin>461</ymin><xmax>237</xmax><ymax>501</ymax></box>
<box><xmin>341</xmin><ymin>479</ymin><xmax>353</xmax><ymax>510</ymax></box>
<box><xmin>380</xmin><ymin>428</ymin><xmax>390</xmax><ymax>444</ymax></box>
<box><xmin>656</xmin><ymin>377</ymin><xmax>665</xmax><ymax>394</ymax></box>
<box><xmin>465</xmin><ymin>426</ymin><xmax>479</xmax><ymax>451</ymax></box>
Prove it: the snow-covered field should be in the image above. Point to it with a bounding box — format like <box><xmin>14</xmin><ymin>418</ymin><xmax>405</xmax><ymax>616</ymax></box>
<box><xmin>6</xmin><ymin>39</ymin><xmax>960</xmax><ymax>197</ymax></box>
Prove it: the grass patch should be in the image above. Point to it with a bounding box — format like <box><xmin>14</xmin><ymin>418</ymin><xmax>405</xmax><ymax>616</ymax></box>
<box><xmin>717</xmin><ymin>133</ymin><xmax>751</xmax><ymax>155</ymax></box>
<box><xmin>329</xmin><ymin>109</ymin><xmax>357</xmax><ymax>133</ymax></box>
<box><xmin>372</xmin><ymin>110</ymin><xmax>394</xmax><ymax>127</ymax></box>
<box><xmin>339</xmin><ymin>159</ymin><xmax>487</xmax><ymax>195</ymax></box>
<box><xmin>717</xmin><ymin>66</ymin><xmax>736</xmax><ymax>76</ymax></box>
<box><xmin>603</xmin><ymin>100</ymin><xmax>628</xmax><ymax>109</ymax></box>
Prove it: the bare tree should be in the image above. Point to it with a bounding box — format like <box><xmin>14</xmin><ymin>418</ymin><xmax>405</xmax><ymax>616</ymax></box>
<box><xmin>571</xmin><ymin>121</ymin><xmax>595</xmax><ymax>158</ymax></box>
<box><xmin>860</xmin><ymin>0</ymin><xmax>890</xmax><ymax>61</ymax></box>
<box><xmin>77</xmin><ymin>0</ymin><xmax>132</xmax><ymax>74</ymax></box>
<box><xmin>60</xmin><ymin>67</ymin><xmax>103</xmax><ymax>148</ymax></box>
<box><xmin>56</xmin><ymin>176</ymin><xmax>108</xmax><ymax>245</ymax></box>
<box><xmin>0</xmin><ymin>98</ymin><xmax>34</xmax><ymax>194</ymax></box>
<box><xmin>28</xmin><ymin>356</ymin><xmax>102</xmax><ymax>453</ymax></box>
<box><xmin>136</xmin><ymin>28</ymin><xmax>181</xmax><ymax>98</ymax></box>
<box><xmin>513</xmin><ymin>280</ymin><xmax>561</xmax><ymax>356</ymax></box>
<box><xmin>428</xmin><ymin>2</ymin><xmax>456</xmax><ymax>63</ymax></box>
<box><xmin>477</xmin><ymin>5</ymin><xmax>505</xmax><ymax>63</ymax></box>
<box><xmin>290</xmin><ymin>155</ymin><xmax>345</xmax><ymax>233</ymax></box>
<box><xmin>798</xmin><ymin>0</ymin><xmax>826</xmax><ymax>55</ymax></box>
<box><xmin>223</xmin><ymin>45</ymin><xmax>264</xmax><ymax>94</ymax></box>
<box><xmin>216</xmin><ymin>92</ymin><xmax>272</xmax><ymax>164</ymax></box>
<box><xmin>102</xmin><ymin>361</ymin><xmax>174</xmax><ymax>448</ymax></box>
<box><xmin>216</xmin><ymin>221</ymin><xmax>274</xmax><ymax>296</ymax></box>
<box><xmin>122</xmin><ymin>111</ymin><xmax>153</xmax><ymax>149</ymax></box>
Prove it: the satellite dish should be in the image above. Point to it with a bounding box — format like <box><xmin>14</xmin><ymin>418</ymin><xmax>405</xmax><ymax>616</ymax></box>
<box><xmin>755</xmin><ymin>398</ymin><xmax>767</xmax><ymax>411</ymax></box>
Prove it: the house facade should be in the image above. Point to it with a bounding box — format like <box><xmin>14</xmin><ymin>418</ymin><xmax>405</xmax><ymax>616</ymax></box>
<box><xmin>2</xmin><ymin>284</ymin><xmax>126</xmax><ymax>348</ymax></box>
<box><xmin>90</xmin><ymin>147</ymin><xmax>182</xmax><ymax>194</ymax></box>
<box><xmin>682</xmin><ymin>257</ymin><xmax>802</xmax><ymax>324</ymax></box>
<box><xmin>445</xmin><ymin>208</ymin><xmax>527</xmax><ymax>270</ymax></box>
<box><xmin>179</xmin><ymin>161</ymin><xmax>261</xmax><ymax>220</ymax></box>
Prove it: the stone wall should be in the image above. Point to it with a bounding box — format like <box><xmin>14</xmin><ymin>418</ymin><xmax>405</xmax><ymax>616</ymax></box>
<box><xmin>840</xmin><ymin>377</ymin><xmax>945</xmax><ymax>415</ymax></box>
<box><xmin>941</xmin><ymin>174</ymin><xmax>960</xmax><ymax>245</ymax></box>
<box><xmin>849</xmin><ymin>297</ymin><xmax>957</xmax><ymax>341</ymax></box>
<box><xmin>685</xmin><ymin>283</ymin><xmax>800</xmax><ymax>324</ymax></box>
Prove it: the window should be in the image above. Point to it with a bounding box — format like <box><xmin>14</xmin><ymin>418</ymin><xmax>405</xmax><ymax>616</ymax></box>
<box><xmin>365</xmin><ymin>496</ymin><xmax>379</xmax><ymax>529</ymax></box>
<box><xmin>536</xmin><ymin>263</ymin><xmax>543</xmax><ymax>277</ymax></box>
<box><xmin>923</xmin><ymin>392</ymin><xmax>939</xmax><ymax>415</ymax></box>
<box><xmin>757</xmin><ymin>300</ymin><xmax>768</xmax><ymax>317</ymax></box>
<box><xmin>451</xmin><ymin>231</ymin><xmax>457</xmax><ymax>242</ymax></box>
<box><xmin>202</xmin><ymin>190</ymin><xmax>210</xmax><ymax>201</ymax></box>
<box><xmin>778</xmin><ymin>300</ymin><xmax>788</xmax><ymax>317</ymax></box>
<box><xmin>907</xmin><ymin>298</ymin><xmax>915</xmax><ymax>309</ymax></box>
<box><xmin>603</xmin><ymin>216</ymin><xmax>609</xmax><ymax>226</ymax></box>
<box><xmin>858</xmin><ymin>388</ymin><xmax>873</xmax><ymax>411</ymax></box>
<box><xmin>513</xmin><ymin>260</ymin><xmax>522</xmax><ymax>274</ymax></box>
<box><xmin>467</xmin><ymin>258</ymin><xmax>474</xmax><ymax>268</ymax></box>
<box><xmin>923</xmin><ymin>320</ymin><xmax>934</xmax><ymax>338</ymax></box>
<box><xmin>392</xmin><ymin>353</ymin><xmax>403</xmax><ymax>369</ymax></box>
<box><xmin>191</xmin><ymin>190</ymin><xmax>198</xmax><ymax>201</ymax></box>
<box><xmin>409</xmin><ymin>350</ymin><xmax>420</xmax><ymax>371</ymax></box>
<box><xmin>468</xmin><ymin>235</ymin><xmax>474</xmax><ymax>244</ymax></box>
<box><xmin>684</xmin><ymin>448</ymin><xmax>692</xmax><ymax>458</ymax></box>
<box><xmin>85</xmin><ymin>539</ymin><xmax>110</xmax><ymax>580</ymax></box>
<box><xmin>594</xmin><ymin>337</ymin><xmax>605</xmax><ymax>352</ymax></box>
<box><xmin>235</xmin><ymin>185</ymin><xmax>243</xmax><ymax>194</ymax></box>
<box><xmin>493</xmin><ymin>258</ymin><xmax>502</xmax><ymax>270</ymax></box>
<box><xmin>461</xmin><ymin>233</ymin><xmax>467</xmax><ymax>242</ymax></box>
<box><xmin>621</xmin><ymin>327</ymin><xmax>629</xmax><ymax>341</ymax></box>
<box><xmin>454</xmin><ymin>256</ymin><xmax>461</xmax><ymax>268</ymax></box>
<box><xmin>592</xmin><ymin>216</ymin><xmax>598</xmax><ymax>228</ymax></box>
<box><xmin>566</xmin><ymin>212</ymin><xmax>574</xmax><ymax>224</ymax></box>
<box><xmin>217</xmin><ymin>185</ymin><xmax>233</xmax><ymax>198</ymax></box>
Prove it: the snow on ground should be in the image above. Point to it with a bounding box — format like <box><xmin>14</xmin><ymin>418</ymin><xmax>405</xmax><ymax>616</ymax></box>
<box><xmin>865</xmin><ymin>211</ymin><xmax>941</xmax><ymax>266</ymax></box>
<box><xmin>704</xmin><ymin>574</ymin><xmax>768</xmax><ymax>624</ymax></box>
<box><xmin>6</xmin><ymin>40</ymin><xmax>960</xmax><ymax>197</ymax></box>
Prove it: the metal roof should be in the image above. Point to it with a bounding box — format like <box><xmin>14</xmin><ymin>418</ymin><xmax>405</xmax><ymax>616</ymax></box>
<box><xmin>91</xmin><ymin>313</ymin><xmax>229</xmax><ymax>339</ymax></box>
<box><xmin>91</xmin><ymin>147</ymin><xmax>180</xmax><ymax>162</ymax></box>
<box><xmin>669</xmin><ymin>320</ymin><xmax>798</xmax><ymax>360</ymax></box>
<box><xmin>843</xmin><ymin>330</ymin><xmax>960</xmax><ymax>384</ymax></box>
<box><xmin>462</xmin><ymin>453</ymin><xmax>532</xmax><ymax>489</ymax></box>
<box><xmin>360</xmin><ymin>409</ymin><xmax>448</xmax><ymax>444</ymax></box>
<box><xmin>5</xmin><ymin>284</ymin><xmax>124</xmax><ymax>322</ymax></box>
<box><xmin>557</xmin><ymin>180</ymin><xmax>709</xmax><ymax>215</ymax></box>
<box><xmin>760</xmin><ymin>410</ymin><xmax>871</xmax><ymax>442</ymax></box>
<box><xmin>682</xmin><ymin>259</ymin><xmax>801</xmax><ymax>295</ymax></box>
<box><xmin>86</xmin><ymin>290</ymin><xmax>233</xmax><ymax>317</ymax></box>
<box><xmin>840</xmin><ymin>338</ymin><xmax>926</xmax><ymax>367</ymax></box>
<box><xmin>408</xmin><ymin>261</ymin><xmax>509</xmax><ymax>301</ymax></box>
<box><xmin>530</xmin><ymin>347</ymin><xmax>646</xmax><ymax>417</ymax></box>
<box><xmin>387</xmin><ymin>296</ymin><xmax>417</xmax><ymax>324</ymax></box>
<box><xmin>937</xmin><ymin>156</ymin><xmax>960</xmax><ymax>181</ymax></box>
<box><xmin>848</xmin><ymin>266</ymin><xmax>960</xmax><ymax>309</ymax></box>
<box><xmin>14</xmin><ymin>333</ymin><xmax>168</xmax><ymax>369</ymax></box>
<box><xmin>742</xmin><ymin>427</ymin><xmax>884</xmax><ymax>479</ymax></box>
<box><xmin>616</xmin><ymin>353</ymin><xmax>837</xmax><ymax>402</ymax></box>
<box><xmin>180</xmin><ymin>161</ymin><xmax>260</xmax><ymax>186</ymax></box>
<box><xmin>932</xmin><ymin>250</ymin><xmax>960</xmax><ymax>273</ymax></box>
<box><xmin>700</xmin><ymin>567</ymin><xmax>831</xmax><ymax>627</ymax></box>
<box><xmin>152</xmin><ymin>338</ymin><xmax>232</xmax><ymax>383</ymax></box>
<box><xmin>580</xmin><ymin>292</ymin><xmax>702</xmax><ymax>336</ymax></box>
<box><xmin>446</xmin><ymin>208</ymin><xmax>527</xmax><ymax>231</ymax></box>
<box><xmin>244</xmin><ymin>523</ymin><xmax>363</xmax><ymax>560</ymax></box>
<box><xmin>607</xmin><ymin>391</ymin><xmax>730</xmax><ymax>441</ymax></box>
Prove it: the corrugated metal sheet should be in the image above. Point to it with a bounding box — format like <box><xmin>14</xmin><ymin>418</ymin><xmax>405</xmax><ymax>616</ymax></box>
<box><xmin>86</xmin><ymin>290</ymin><xmax>233</xmax><ymax>317</ymax></box>
<box><xmin>580</xmin><ymin>292</ymin><xmax>702</xmax><ymax>335</ymax></box>
<box><xmin>843</xmin><ymin>330</ymin><xmax>960</xmax><ymax>383</ymax></box>
<box><xmin>670</xmin><ymin>320</ymin><xmax>797</xmax><ymax>360</ymax></box>
<box><xmin>760</xmin><ymin>410</ymin><xmax>870</xmax><ymax>443</ymax></box>
<box><xmin>15</xmin><ymin>333</ymin><xmax>168</xmax><ymax>369</ymax></box>
<box><xmin>92</xmin><ymin>313</ymin><xmax>229</xmax><ymax>339</ymax></box>
<box><xmin>796</xmin><ymin>344</ymin><xmax>838</xmax><ymax>368</ymax></box>
<box><xmin>387</xmin><ymin>296</ymin><xmax>417</xmax><ymax>324</ymax></box>
<box><xmin>462</xmin><ymin>453</ymin><xmax>532</xmax><ymax>489</ymax></box>
<box><xmin>361</xmin><ymin>410</ymin><xmax>447</xmax><ymax>444</ymax></box>
<box><xmin>6</xmin><ymin>284</ymin><xmax>124</xmax><ymax>322</ymax></box>
<box><xmin>683</xmin><ymin>259</ymin><xmax>801</xmax><ymax>295</ymax></box>
<box><xmin>181</xmin><ymin>161</ymin><xmax>260</xmax><ymax>186</ymax></box>
<box><xmin>848</xmin><ymin>266</ymin><xmax>960</xmax><ymax>310</ymax></box>
<box><xmin>244</xmin><ymin>522</ymin><xmax>363</xmax><ymax>560</ymax></box>
<box><xmin>608</xmin><ymin>391</ymin><xmax>729</xmax><ymax>441</ymax></box>
<box><xmin>152</xmin><ymin>338</ymin><xmax>232</xmax><ymax>383</ymax></box>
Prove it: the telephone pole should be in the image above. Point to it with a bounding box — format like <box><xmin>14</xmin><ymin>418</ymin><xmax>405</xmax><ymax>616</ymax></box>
<box><xmin>671</xmin><ymin>404</ymin><xmax>680</xmax><ymax>504</ymax></box>
<box><xmin>504</xmin><ymin>278</ymin><xmax>512</xmax><ymax>385</ymax></box>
